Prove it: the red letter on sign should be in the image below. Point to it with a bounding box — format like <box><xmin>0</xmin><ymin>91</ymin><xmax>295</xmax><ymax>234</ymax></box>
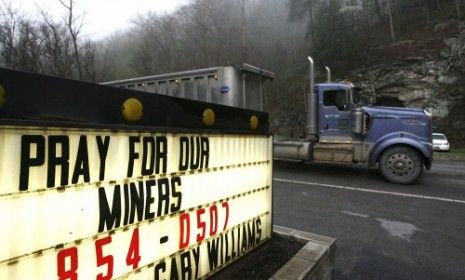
<box><xmin>95</xmin><ymin>236</ymin><xmax>113</xmax><ymax>280</ymax></box>
<box><xmin>209</xmin><ymin>205</ymin><xmax>218</xmax><ymax>236</ymax></box>
<box><xmin>222</xmin><ymin>201</ymin><xmax>229</xmax><ymax>231</ymax></box>
<box><xmin>126</xmin><ymin>228</ymin><xmax>141</xmax><ymax>269</ymax></box>
<box><xmin>57</xmin><ymin>247</ymin><xmax>78</xmax><ymax>280</ymax></box>
<box><xmin>196</xmin><ymin>208</ymin><xmax>206</xmax><ymax>242</ymax></box>
<box><xmin>179</xmin><ymin>213</ymin><xmax>190</xmax><ymax>249</ymax></box>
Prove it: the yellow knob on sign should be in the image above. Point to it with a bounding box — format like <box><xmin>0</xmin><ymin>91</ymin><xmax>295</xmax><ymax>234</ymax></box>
<box><xmin>122</xmin><ymin>98</ymin><xmax>143</xmax><ymax>122</ymax></box>
<box><xmin>0</xmin><ymin>84</ymin><xmax>5</xmax><ymax>107</ymax></box>
<box><xmin>202</xmin><ymin>109</ymin><xmax>215</xmax><ymax>127</ymax></box>
<box><xmin>250</xmin><ymin>115</ymin><xmax>259</xmax><ymax>130</ymax></box>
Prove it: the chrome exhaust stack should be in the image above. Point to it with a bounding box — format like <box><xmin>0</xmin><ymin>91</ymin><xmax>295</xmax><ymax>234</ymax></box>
<box><xmin>325</xmin><ymin>66</ymin><xmax>331</xmax><ymax>82</ymax></box>
<box><xmin>307</xmin><ymin>56</ymin><xmax>317</xmax><ymax>140</ymax></box>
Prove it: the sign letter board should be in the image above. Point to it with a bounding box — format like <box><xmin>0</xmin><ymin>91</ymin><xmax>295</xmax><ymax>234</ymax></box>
<box><xmin>0</xmin><ymin>126</ymin><xmax>272</xmax><ymax>279</ymax></box>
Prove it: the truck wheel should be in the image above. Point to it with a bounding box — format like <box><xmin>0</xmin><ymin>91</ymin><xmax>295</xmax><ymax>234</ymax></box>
<box><xmin>379</xmin><ymin>146</ymin><xmax>423</xmax><ymax>184</ymax></box>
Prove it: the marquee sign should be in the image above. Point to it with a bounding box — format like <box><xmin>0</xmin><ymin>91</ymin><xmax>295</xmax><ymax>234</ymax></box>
<box><xmin>0</xmin><ymin>126</ymin><xmax>273</xmax><ymax>279</ymax></box>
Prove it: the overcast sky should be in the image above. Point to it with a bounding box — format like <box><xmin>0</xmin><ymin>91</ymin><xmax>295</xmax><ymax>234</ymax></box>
<box><xmin>14</xmin><ymin>0</ymin><xmax>190</xmax><ymax>39</ymax></box>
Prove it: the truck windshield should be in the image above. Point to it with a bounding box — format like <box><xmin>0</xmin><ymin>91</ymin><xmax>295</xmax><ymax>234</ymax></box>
<box><xmin>352</xmin><ymin>87</ymin><xmax>367</xmax><ymax>106</ymax></box>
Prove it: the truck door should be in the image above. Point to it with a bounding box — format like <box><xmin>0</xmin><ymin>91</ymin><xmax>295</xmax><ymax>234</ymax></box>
<box><xmin>319</xmin><ymin>89</ymin><xmax>352</xmax><ymax>142</ymax></box>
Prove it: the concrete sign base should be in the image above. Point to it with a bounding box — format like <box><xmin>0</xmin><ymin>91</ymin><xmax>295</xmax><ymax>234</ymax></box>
<box><xmin>271</xmin><ymin>226</ymin><xmax>336</xmax><ymax>280</ymax></box>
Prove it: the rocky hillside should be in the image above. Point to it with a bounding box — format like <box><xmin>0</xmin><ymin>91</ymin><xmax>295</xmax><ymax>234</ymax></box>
<box><xmin>350</xmin><ymin>20</ymin><xmax>465</xmax><ymax>147</ymax></box>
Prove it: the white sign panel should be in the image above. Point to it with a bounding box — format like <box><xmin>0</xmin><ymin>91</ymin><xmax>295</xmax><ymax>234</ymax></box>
<box><xmin>0</xmin><ymin>126</ymin><xmax>273</xmax><ymax>279</ymax></box>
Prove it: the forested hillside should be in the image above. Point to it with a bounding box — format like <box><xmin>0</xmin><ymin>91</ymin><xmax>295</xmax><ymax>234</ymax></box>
<box><xmin>1</xmin><ymin>0</ymin><xmax>464</xmax><ymax>143</ymax></box>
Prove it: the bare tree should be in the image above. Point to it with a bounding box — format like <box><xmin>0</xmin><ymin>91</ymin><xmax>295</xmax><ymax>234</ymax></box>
<box><xmin>0</xmin><ymin>1</ymin><xmax>44</xmax><ymax>71</ymax></box>
<box><xmin>289</xmin><ymin>0</ymin><xmax>318</xmax><ymax>40</ymax></box>
<box><xmin>189</xmin><ymin>0</ymin><xmax>243</xmax><ymax>65</ymax></box>
<box><xmin>38</xmin><ymin>8</ymin><xmax>74</xmax><ymax>78</ymax></box>
<box><xmin>422</xmin><ymin>0</ymin><xmax>430</xmax><ymax>28</ymax></box>
<box><xmin>239</xmin><ymin>0</ymin><xmax>247</xmax><ymax>62</ymax></box>
<box><xmin>80</xmin><ymin>39</ymin><xmax>97</xmax><ymax>81</ymax></box>
<box><xmin>59</xmin><ymin>0</ymin><xmax>83</xmax><ymax>79</ymax></box>
<box><xmin>456</xmin><ymin>0</ymin><xmax>462</xmax><ymax>57</ymax></box>
<box><xmin>0</xmin><ymin>1</ymin><xmax>18</xmax><ymax>67</ymax></box>
<box><xmin>387</xmin><ymin>0</ymin><xmax>396</xmax><ymax>41</ymax></box>
<box><xmin>16</xmin><ymin>20</ymin><xmax>42</xmax><ymax>72</ymax></box>
<box><xmin>371</xmin><ymin>0</ymin><xmax>384</xmax><ymax>21</ymax></box>
<box><xmin>132</xmin><ymin>12</ymin><xmax>182</xmax><ymax>74</ymax></box>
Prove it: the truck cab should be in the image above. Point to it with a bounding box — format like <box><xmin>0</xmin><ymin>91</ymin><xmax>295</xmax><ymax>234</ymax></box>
<box><xmin>313</xmin><ymin>83</ymin><xmax>432</xmax><ymax>183</ymax></box>
<box><xmin>274</xmin><ymin>57</ymin><xmax>433</xmax><ymax>184</ymax></box>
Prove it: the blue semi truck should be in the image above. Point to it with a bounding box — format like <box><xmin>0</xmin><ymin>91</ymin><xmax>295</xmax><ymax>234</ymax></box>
<box><xmin>274</xmin><ymin>57</ymin><xmax>433</xmax><ymax>184</ymax></box>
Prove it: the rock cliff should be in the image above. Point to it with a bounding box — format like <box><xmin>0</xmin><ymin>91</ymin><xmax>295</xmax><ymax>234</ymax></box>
<box><xmin>351</xmin><ymin>20</ymin><xmax>465</xmax><ymax>146</ymax></box>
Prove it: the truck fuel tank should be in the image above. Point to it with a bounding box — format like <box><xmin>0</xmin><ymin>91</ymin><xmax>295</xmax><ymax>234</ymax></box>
<box><xmin>273</xmin><ymin>140</ymin><xmax>313</xmax><ymax>161</ymax></box>
<box><xmin>352</xmin><ymin>107</ymin><xmax>364</xmax><ymax>134</ymax></box>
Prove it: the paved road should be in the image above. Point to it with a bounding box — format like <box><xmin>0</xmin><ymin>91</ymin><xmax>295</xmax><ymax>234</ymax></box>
<box><xmin>273</xmin><ymin>160</ymin><xmax>465</xmax><ymax>280</ymax></box>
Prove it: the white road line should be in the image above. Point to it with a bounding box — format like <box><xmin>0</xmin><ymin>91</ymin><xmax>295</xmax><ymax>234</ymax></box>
<box><xmin>341</xmin><ymin>211</ymin><xmax>369</xmax><ymax>218</ymax></box>
<box><xmin>274</xmin><ymin>178</ymin><xmax>465</xmax><ymax>205</ymax></box>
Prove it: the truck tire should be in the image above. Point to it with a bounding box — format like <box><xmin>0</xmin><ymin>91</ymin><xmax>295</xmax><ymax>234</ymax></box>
<box><xmin>379</xmin><ymin>146</ymin><xmax>423</xmax><ymax>184</ymax></box>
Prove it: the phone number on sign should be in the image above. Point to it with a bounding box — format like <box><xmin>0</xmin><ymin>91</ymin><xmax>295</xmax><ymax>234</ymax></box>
<box><xmin>56</xmin><ymin>202</ymin><xmax>229</xmax><ymax>280</ymax></box>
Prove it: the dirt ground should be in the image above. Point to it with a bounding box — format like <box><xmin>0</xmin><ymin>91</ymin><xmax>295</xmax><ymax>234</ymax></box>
<box><xmin>210</xmin><ymin>233</ymin><xmax>304</xmax><ymax>279</ymax></box>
